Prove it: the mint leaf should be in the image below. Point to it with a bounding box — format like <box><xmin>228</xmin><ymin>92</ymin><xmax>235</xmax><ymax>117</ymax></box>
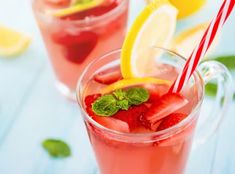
<box><xmin>113</xmin><ymin>89</ymin><xmax>126</xmax><ymax>100</ymax></box>
<box><xmin>42</xmin><ymin>139</ymin><xmax>71</xmax><ymax>158</ymax></box>
<box><xmin>117</xmin><ymin>99</ymin><xmax>129</xmax><ymax>110</ymax></box>
<box><xmin>210</xmin><ymin>55</ymin><xmax>235</xmax><ymax>71</ymax></box>
<box><xmin>113</xmin><ymin>89</ymin><xmax>130</xmax><ymax>110</ymax></box>
<box><xmin>126</xmin><ymin>87</ymin><xmax>149</xmax><ymax>105</ymax></box>
<box><xmin>92</xmin><ymin>94</ymin><xmax>119</xmax><ymax>116</ymax></box>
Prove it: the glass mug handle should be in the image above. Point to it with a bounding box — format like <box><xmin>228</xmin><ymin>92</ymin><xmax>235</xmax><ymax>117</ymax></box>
<box><xmin>193</xmin><ymin>60</ymin><xmax>233</xmax><ymax>147</ymax></box>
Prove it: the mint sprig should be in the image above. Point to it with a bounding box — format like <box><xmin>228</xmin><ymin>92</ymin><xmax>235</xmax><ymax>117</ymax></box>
<box><xmin>92</xmin><ymin>87</ymin><xmax>149</xmax><ymax>117</ymax></box>
<box><xmin>113</xmin><ymin>89</ymin><xmax>126</xmax><ymax>100</ymax></box>
<box><xmin>126</xmin><ymin>88</ymin><xmax>149</xmax><ymax>105</ymax></box>
<box><xmin>42</xmin><ymin>139</ymin><xmax>71</xmax><ymax>158</ymax></box>
<box><xmin>117</xmin><ymin>100</ymin><xmax>129</xmax><ymax>110</ymax></box>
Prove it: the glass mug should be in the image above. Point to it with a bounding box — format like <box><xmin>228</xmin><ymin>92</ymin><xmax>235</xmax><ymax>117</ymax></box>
<box><xmin>32</xmin><ymin>0</ymin><xmax>129</xmax><ymax>100</ymax></box>
<box><xmin>77</xmin><ymin>48</ymin><xmax>233</xmax><ymax>174</ymax></box>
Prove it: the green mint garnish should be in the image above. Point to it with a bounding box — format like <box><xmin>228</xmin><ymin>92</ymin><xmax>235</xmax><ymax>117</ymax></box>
<box><xmin>92</xmin><ymin>94</ymin><xmax>119</xmax><ymax>116</ymax></box>
<box><xmin>126</xmin><ymin>87</ymin><xmax>150</xmax><ymax>105</ymax></box>
<box><xmin>42</xmin><ymin>139</ymin><xmax>71</xmax><ymax>158</ymax></box>
<box><xmin>92</xmin><ymin>87</ymin><xmax>149</xmax><ymax>117</ymax></box>
<box><xmin>117</xmin><ymin>99</ymin><xmax>130</xmax><ymax>110</ymax></box>
<box><xmin>113</xmin><ymin>89</ymin><xmax>126</xmax><ymax>100</ymax></box>
<box><xmin>113</xmin><ymin>89</ymin><xmax>130</xmax><ymax>110</ymax></box>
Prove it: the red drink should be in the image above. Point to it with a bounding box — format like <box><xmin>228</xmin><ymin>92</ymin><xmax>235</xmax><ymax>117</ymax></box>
<box><xmin>32</xmin><ymin>0</ymin><xmax>129</xmax><ymax>99</ymax></box>
<box><xmin>77</xmin><ymin>50</ymin><xmax>204</xmax><ymax>174</ymax></box>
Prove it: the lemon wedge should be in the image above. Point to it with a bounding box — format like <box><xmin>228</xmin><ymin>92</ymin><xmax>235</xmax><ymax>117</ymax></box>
<box><xmin>101</xmin><ymin>77</ymin><xmax>170</xmax><ymax>94</ymax></box>
<box><xmin>51</xmin><ymin>0</ymin><xmax>103</xmax><ymax>17</ymax></box>
<box><xmin>171</xmin><ymin>23</ymin><xmax>218</xmax><ymax>58</ymax></box>
<box><xmin>0</xmin><ymin>25</ymin><xmax>31</xmax><ymax>57</ymax></box>
<box><xmin>121</xmin><ymin>0</ymin><xmax>177</xmax><ymax>79</ymax></box>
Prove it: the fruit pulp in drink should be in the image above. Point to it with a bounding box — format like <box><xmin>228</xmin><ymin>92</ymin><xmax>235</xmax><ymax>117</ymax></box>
<box><xmin>82</xmin><ymin>63</ymin><xmax>201</xmax><ymax>174</ymax></box>
<box><xmin>32</xmin><ymin>0</ymin><xmax>129</xmax><ymax>92</ymax></box>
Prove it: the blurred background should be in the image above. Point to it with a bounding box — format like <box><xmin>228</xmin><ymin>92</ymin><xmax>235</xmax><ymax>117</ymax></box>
<box><xmin>0</xmin><ymin>0</ymin><xmax>235</xmax><ymax>173</ymax></box>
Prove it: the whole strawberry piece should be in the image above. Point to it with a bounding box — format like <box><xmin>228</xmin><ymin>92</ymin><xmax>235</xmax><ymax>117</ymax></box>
<box><xmin>157</xmin><ymin>113</ymin><xmax>187</xmax><ymax>131</ymax></box>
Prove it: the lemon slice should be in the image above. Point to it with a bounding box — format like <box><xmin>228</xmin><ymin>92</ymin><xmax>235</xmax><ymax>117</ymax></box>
<box><xmin>171</xmin><ymin>23</ymin><xmax>218</xmax><ymax>58</ymax></box>
<box><xmin>121</xmin><ymin>0</ymin><xmax>177</xmax><ymax>79</ymax></box>
<box><xmin>101</xmin><ymin>77</ymin><xmax>170</xmax><ymax>94</ymax></box>
<box><xmin>51</xmin><ymin>0</ymin><xmax>103</xmax><ymax>17</ymax></box>
<box><xmin>0</xmin><ymin>25</ymin><xmax>31</xmax><ymax>57</ymax></box>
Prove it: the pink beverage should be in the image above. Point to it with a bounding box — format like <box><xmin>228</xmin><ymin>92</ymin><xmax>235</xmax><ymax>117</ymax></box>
<box><xmin>32</xmin><ymin>0</ymin><xmax>129</xmax><ymax>99</ymax></box>
<box><xmin>77</xmin><ymin>50</ymin><xmax>204</xmax><ymax>174</ymax></box>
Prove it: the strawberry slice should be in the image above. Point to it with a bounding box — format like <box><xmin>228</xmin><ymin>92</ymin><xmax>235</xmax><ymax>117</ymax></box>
<box><xmin>113</xmin><ymin>104</ymin><xmax>148</xmax><ymax>130</ymax></box>
<box><xmin>52</xmin><ymin>31</ymin><xmax>98</xmax><ymax>64</ymax></box>
<box><xmin>93</xmin><ymin>116</ymin><xmax>130</xmax><ymax>133</ymax></box>
<box><xmin>144</xmin><ymin>93</ymin><xmax>188</xmax><ymax>128</ymax></box>
<box><xmin>93</xmin><ymin>66</ymin><xmax>122</xmax><ymax>84</ymax></box>
<box><xmin>157</xmin><ymin>113</ymin><xmax>188</xmax><ymax>131</ymax></box>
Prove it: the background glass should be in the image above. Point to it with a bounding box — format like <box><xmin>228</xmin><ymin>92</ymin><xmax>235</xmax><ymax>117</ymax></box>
<box><xmin>32</xmin><ymin>0</ymin><xmax>129</xmax><ymax>100</ymax></box>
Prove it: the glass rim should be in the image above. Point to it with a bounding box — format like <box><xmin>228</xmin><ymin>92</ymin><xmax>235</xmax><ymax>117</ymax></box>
<box><xmin>76</xmin><ymin>48</ymin><xmax>205</xmax><ymax>141</ymax></box>
<box><xmin>31</xmin><ymin>0</ymin><xmax>128</xmax><ymax>27</ymax></box>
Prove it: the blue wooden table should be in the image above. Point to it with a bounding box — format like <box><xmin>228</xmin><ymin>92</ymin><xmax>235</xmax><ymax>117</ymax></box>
<box><xmin>0</xmin><ymin>0</ymin><xmax>235</xmax><ymax>173</ymax></box>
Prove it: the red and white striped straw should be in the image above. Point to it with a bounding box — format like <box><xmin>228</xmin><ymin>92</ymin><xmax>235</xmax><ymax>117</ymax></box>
<box><xmin>170</xmin><ymin>0</ymin><xmax>235</xmax><ymax>93</ymax></box>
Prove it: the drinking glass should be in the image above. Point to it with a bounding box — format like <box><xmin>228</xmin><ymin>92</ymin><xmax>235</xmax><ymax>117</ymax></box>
<box><xmin>32</xmin><ymin>0</ymin><xmax>129</xmax><ymax>100</ymax></box>
<box><xmin>77</xmin><ymin>48</ymin><xmax>233</xmax><ymax>174</ymax></box>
